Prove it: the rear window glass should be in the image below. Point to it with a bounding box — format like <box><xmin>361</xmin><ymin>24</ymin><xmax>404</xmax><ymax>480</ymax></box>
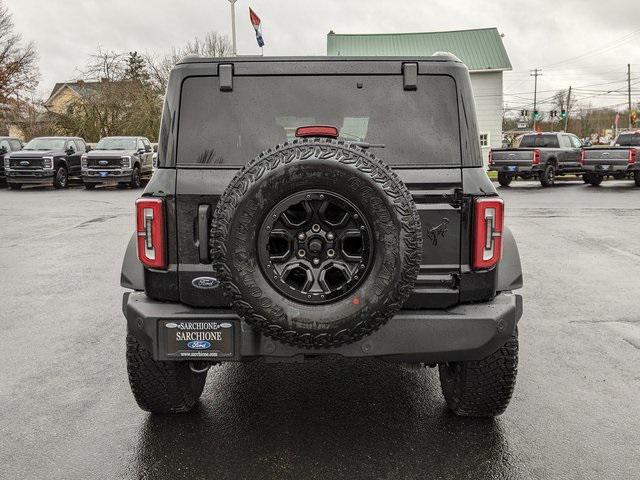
<box><xmin>615</xmin><ymin>134</ymin><xmax>640</xmax><ymax>146</ymax></box>
<box><xmin>519</xmin><ymin>134</ymin><xmax>559</xmax><ymax>148</ymax></box>
<box><xmin>177</xmin><ymin>75</ymin><xmax>461</xmax><ymax>167</ymax></box>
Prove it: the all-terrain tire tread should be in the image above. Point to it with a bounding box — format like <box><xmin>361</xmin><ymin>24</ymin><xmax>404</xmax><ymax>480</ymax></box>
<box><xmin>125</xmin><ymin>335</ymin><xmax>206</xmax><ymax>414</ymax></box>
<box><xmin>439</xmin><ymin>331</ymin><xmax>518</xmax><ymax>417</ymax></box>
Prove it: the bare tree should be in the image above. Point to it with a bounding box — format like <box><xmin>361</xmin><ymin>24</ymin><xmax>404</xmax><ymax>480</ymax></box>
<box><xmin>552</xmin><ymin>89</ymin><xmax>576</xmax><ymax>114</ymax></box>
<box><xmin>0</xmin><ymin>1</ymin><xmax>39</xmax><ymax>132</ymax></box>
<box><xmin>146</xmin><ymin>31</ymin><xmax>231</xmax><ymax>92</ymax></box>
<box><xmin>81</xmin><ymin>46</ymin><xmax>126</xmax><ymax>81</ymax></box>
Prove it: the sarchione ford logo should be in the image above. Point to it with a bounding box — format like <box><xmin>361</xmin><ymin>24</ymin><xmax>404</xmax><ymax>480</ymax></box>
<box><xmin>192</xmin><ymin>276</ymin><xmax>220</xmax><ymax>289</ymax></box>
<box><xmin>187</xmin><ymin>340</ymin><xmax>212</xmax><ymax>350</ymax></box>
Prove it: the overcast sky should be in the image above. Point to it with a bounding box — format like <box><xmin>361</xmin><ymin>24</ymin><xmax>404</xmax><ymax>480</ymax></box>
<box><xmin>5</xmin><ymin>0</ymin><xmax>640</xmax><ymax>111</ymax></box>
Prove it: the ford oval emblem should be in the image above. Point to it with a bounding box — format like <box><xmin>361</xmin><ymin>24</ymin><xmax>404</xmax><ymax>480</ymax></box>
<box><xmin>192</xmin><ymin>276</ymin><xmax>220</xmax><ymax>289</ymax></box>
<box><xmin>187</xmin><ymin>340</ymin><xmax>211</xmax><ymax>350</ymax></box>
<box><xmin>98</xmin><ymin>160</ymin><xmax>109</xmax><ymax>165</ymax></box>
<box><xmin>20</xmin><ymin>160</ymin><xmax>29</xmax><ymax>166</ymax></box>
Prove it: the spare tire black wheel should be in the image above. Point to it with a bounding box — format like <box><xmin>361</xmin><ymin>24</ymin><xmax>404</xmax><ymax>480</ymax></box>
<box><xmin>211</xmin><ymin>138</ymin><xmax>423</xmax><ymax>348</ymax></box>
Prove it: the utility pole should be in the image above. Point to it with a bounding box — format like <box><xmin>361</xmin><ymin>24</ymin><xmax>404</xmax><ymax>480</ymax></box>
<box><xmin>228</xmin><ymin>0</ymin><xmax>238</xmax><ymax>56</ymax></box>
<box><xmin>531</xmin><ymin>68</ymin><xmax>542</xmax><ymax>130</ymax></box>
<box><xmin>564</xmin><ymin>86</ymin><xmax>572</xmax><ymax>132</ymax></box>
<box><xmin>628</xmin><ymin>64</ymin><xmax>632</xmax><ymax>129</ymax></box>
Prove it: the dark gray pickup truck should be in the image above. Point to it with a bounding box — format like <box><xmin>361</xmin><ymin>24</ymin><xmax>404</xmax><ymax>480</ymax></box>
<box><xmin>489</xmin><ymin>132</ymin><xmax>583</xmax><ymax>187</ymax></box>
<box><xmin>121</xmin><ymin>55</ymin><xmax>523</xmax><ymax>417</ymax></box>
<box><xmin>581</xmin><ymin>131</ymin><xmax>640</xmax><ymax>187</ymax></box>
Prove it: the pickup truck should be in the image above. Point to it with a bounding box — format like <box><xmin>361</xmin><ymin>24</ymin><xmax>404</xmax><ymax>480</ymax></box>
<box><xmin>4</xmin><ymin>136</ymin><xmax>88</xmax><ymax>189</ymax></box>
<box><xmin>0</xmin><ymin>137</ymin><xmax>23</xmax><ymax>185</ymax></box>
<box><xmin>581</xmin><ymin>131</ymin><xmax>640</xmax><ymax>187</ymax></box>
<box><xmin>81</xmin><ymin>136</ymin><xmax>153</xmax><ymax>189</ymax></box>
<box><xmin>121</xmin><ymin>55</ymin><xmax>523</xmax><ymax>417</ymax></box>
<box><xmin>489</xmin><ymin>132</ymin><xmax>583</xmax><ymax>187</ymax></box>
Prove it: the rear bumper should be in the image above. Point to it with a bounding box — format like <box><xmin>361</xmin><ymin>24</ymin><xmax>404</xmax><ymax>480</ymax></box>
<box><xmin>123</xmin><ymin>291</ymin><xmax>523</xmax><ymax>363</ymax></box>
<box><xmin>82</xmin><ymin>169</ymin><xmax>133</xmax><ymax>183</ymax></box>
<box><xmin>582</xmin><ymin>164</ymin><xmax>636</xmax><ymax>173</ymax></box>
<box><xmin>6</xmin><ymin>170</ymin><xmax>55</xmax><ymax>184</ymax></box>
<box><xmin>489</xmin><ymin>165</ymin><xmax>536</xmax><ymax>174</ymax></box>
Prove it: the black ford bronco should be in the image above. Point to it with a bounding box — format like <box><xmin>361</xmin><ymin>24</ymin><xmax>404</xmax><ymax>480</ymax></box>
<box><xmin>82</xmin><ymin>136</ymin><xmax>154</xmax><ymax>189</ymax></box>
<box><xmin>5</xmin><ymin>136</ymin><xmax>88</xmax><ymax>189</ymax></box>
<box><xmin>121</xmin><ymin>56</ymin><xmax>523</xmax><ymax>417</ymax></box>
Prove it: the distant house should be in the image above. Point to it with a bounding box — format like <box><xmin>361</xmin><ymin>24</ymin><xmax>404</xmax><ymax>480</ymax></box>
<box><xmin>44</xmin><ymin>79</ymin><xmax>111</xmax><ymax>115</ymax></box>
<box><xmin>327</xmin><ymin>28</ymin><xmax>512</xmax><ymax>166</ymax></box>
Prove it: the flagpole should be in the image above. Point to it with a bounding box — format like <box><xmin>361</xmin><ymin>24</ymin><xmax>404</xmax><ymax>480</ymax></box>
<box><xmin>228</xmin><ymin>0</ymin><xmax>237</xmax><ymax>56</ymax></box>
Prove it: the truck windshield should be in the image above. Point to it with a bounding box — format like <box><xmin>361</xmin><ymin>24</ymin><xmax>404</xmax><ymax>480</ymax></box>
<box><xmin>177</xmin><ymin>75</ymin><xmax>461</xmax><ymax>167</ymax></box>
<box><xmin>615</xmin><ymin>134</ymin><xmax>640</xmax><ymax>146</ymax></box>
<box><xmin>95</xmin><ymin>138</ymin><xmax>137</xmax><ymax>150</ymax></box>
<box><xmin>23</xmin><ymin>138</ymin><xmax>66</xmax><ymax>151</ymax></box>
<box><xmin>519</xmin><ymin>134</ymin><xmax>559</xmax><ymax>148</ymax></box>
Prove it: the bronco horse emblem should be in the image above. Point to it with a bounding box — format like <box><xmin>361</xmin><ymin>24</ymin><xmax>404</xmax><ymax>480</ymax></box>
<box><xmin>426</xmin><ymin>218</ymin><xmax>450</xmax><ymax>246</ymax></box>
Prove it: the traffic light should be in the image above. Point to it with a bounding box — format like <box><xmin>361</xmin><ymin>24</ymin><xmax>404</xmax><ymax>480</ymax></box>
<box><xmin>533</xmin><ymin>110</ymin><xmax>540</xmax><ymax>120</ymax></box>
<box><xmin>560</xmin><ymin>109</ymin><xmax>567</xmax><ymax>119</ymax></box>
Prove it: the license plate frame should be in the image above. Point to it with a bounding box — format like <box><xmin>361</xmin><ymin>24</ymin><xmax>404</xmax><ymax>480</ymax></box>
<box><xmin>99</xmin><ymin>171</ymin><xmax>109</xmax><ymax>177</ymax></box>
<box><xmin>506</xmin><ymin>166</ymin><xmax>518</xmax><ymax>172</ymax></box>
<box><xmin>160</xmin><ymin>320</ymin><xmax>235</xmax><ymax>359</ymax></box>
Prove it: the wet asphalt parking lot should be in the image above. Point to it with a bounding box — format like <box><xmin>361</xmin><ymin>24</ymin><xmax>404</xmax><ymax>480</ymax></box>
<box><xmin>1</xmin><ymin>178</ymin><xmax>639</xmax><ymax>479</ymax></box>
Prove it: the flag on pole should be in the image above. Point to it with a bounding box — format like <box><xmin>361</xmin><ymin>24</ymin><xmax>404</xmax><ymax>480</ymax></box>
<box><xmin>249</xmin><ymin>7</ymin><xmax>264</xmax><ymax>47</ymax></box>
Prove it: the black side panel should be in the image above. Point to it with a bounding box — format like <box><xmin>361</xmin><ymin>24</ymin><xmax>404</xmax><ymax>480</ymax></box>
<box><xmin>497</xmin><ymin>226</ymin><xmax>523</xmax><ymax>292</ymax></box>
<box><xmin>120</xmin><ymin>234</ymin><xmax>144</xmax><ymax>290</ymax></box>
<box><xmin>175</xmin><ymin>168</ymin><xmax>238</xmax><ymax>307</ymax></box>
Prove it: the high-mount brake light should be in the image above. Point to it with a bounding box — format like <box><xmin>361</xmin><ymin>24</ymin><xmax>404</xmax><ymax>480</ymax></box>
<box><xmin>532</xmin><ymin>149</ymin><xmax>541</xmax><ymax>165</ymax></box>
<box><xmin>629</xmin><ymin>149</ymin><xmax>637</xmax><ymax>165</ymax></box>
<box><xmin>136</xmin><ymin>198</ymin><xmax>166</xmax><ymax>269</ymax></box>
<box><xmin>295</xmin><ymin>125</ymin><xmax>339</xmax><ymax>138</ymax></box>
<box><xmin>472</xmin><ymin>197</ymin><xmax>504</xmax><ymax>270</ymax></box>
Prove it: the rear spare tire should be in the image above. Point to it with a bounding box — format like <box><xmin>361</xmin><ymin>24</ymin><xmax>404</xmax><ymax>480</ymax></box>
<box><xmin>211</xmin><ymin>138</ymin><xmax>423</xmax><ymax>348</ymax></box>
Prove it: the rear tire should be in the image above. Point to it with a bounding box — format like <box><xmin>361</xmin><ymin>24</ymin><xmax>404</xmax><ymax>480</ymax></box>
<box><xmin>53</xmin><ymin>166</ymin><xmax>68</xmax><ymax>189</ymax></box>
<box><xmin>497</xmin><ymin>172</ymin><xmax>513</xmax><ymax>187</ymax></box>
<box><xmin>8</xmin><ymin>183</ymin><xmax>22</xmax><ymax>190</ymax></box>
<box><xmin>126</xmin><ymin>335</ymin><xmax>207</xmax><ymax>414</ymax></box>
<box><xmin>439</xmin><ymin>330</ymin><xmax>518</xmax><ymax>417</ymax></box>
<box><xmin>634</xmin><ymin>171</ymin><xmax>640</xmax><ymax>187</ymax></box>
<box><xmin>583</xmin><ymin>172</ymin><xmax>603</xmax><ymax>186</ymax></box>
<box><xmin>539</xmin><ymin>164</ymin><xmax>556</xmax><ymax>187</ymax></box>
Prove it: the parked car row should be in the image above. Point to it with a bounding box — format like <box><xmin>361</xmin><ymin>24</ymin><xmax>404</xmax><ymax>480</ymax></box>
<box><xmin>489</xmin><ymin>131</ymin><xmax>640</xmax><ymax>188</ymax></box>
<box><xmin>0</xmin><ymin>136</ymin><xmax>155</xmax><ymax>190</ymax></box>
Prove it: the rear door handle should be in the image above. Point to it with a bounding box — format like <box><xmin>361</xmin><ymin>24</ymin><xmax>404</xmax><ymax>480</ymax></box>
<box><xmin>197</xmin><ymin>204</ymin><xmax>211</xmax><ymax>263</ymax></box>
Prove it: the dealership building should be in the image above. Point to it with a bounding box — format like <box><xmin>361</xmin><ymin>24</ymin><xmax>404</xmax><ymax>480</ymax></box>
<box><xmin>327</xmin><ymin>28</ymin><xmax>512</xmax><ymax>165</ymax></box>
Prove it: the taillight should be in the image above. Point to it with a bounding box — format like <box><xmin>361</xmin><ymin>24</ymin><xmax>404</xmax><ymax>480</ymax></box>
<box><xmin>579</xmin><ymin>150</ymin><xmax>585</xmax><ymax>165</ymax></box>
<box><xmin>488</xmin><ymin>150</ymin><xmax>494</xmax><ymax>165</ymax></box>
<box><xmin>532</xmin><ymin>149</ymin><xmax>541</xmax><ymax>165</ymax></box>
<box><xmin>629</xmin><ymin>149</ymin><xmax>637</xmax><ymax>165</ymax></box>
<box><xmin>136</xmin><ymin>198</ymin><xmax>166</xmax><ymax>269</ymax></box>
<box><xmin>295</xmin><ymin>125</ymin><xmax>339</xmax><ymax>138</ymax></box>
<box><xmin>472</xmin><ymin>197</ymin><xmax>504</xmax><ymax>270</ymax></box>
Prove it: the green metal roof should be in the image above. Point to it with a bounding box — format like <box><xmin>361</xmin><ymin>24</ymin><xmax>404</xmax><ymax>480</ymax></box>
<box><xmin>327</xmin><ymin>28</ymin><xmax>512</xmax><ymax>72</ymax></box>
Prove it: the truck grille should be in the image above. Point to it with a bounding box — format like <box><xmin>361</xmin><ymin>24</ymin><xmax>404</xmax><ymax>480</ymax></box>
<box><xmin>88</xmin><ymin>157</ymin><xmax>122</xmax><ymax>169</ymax></box>
<box><xmin>10</xmin><ymin>158</ymin><xmax>44</xmax><ymax>168</ymax></box>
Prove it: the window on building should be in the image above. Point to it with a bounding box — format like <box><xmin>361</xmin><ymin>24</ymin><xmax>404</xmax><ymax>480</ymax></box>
<box><xmin>479</xmin><ymin>133</ymin><xmax>489</xmax><ymax>147</ymax></box>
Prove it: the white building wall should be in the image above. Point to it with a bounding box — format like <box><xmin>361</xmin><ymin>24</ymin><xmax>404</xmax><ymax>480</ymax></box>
<box><xmin>469</xmin><ymin>71</ymin><xmax>504</xmax><ymax>167</ymax></box>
